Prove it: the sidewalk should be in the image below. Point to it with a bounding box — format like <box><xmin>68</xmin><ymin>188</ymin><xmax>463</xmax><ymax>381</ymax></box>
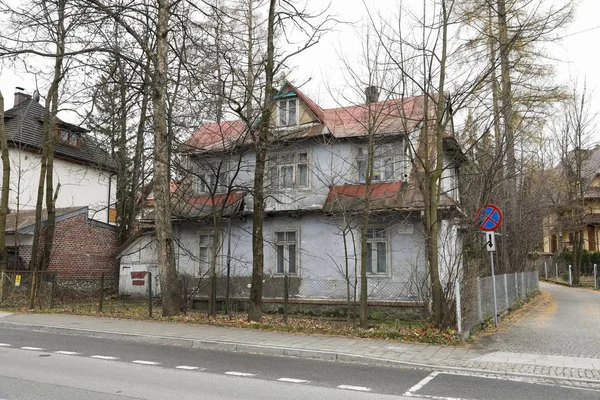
<box><xmin>1</xmin><ymin>312</ymin><xmax>599</xmax><ymax>383</ymax></box>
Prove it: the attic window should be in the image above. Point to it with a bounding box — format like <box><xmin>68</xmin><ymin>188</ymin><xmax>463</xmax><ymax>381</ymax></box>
<box><xmin>278</xmin><ymin>98</ymin><xmax>298</xmax><ymax>127</ymax></box>
<box><xmin>56</xmin><ymin>128</ymin><xmax>80</xmax><ymax>148</ymax></box>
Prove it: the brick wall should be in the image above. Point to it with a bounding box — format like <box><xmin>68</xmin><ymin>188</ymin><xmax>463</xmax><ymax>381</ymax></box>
<box><xmin>42</xmin><ymin>214</ymin><xmax>119</xmax><ymax>280</ymax></box>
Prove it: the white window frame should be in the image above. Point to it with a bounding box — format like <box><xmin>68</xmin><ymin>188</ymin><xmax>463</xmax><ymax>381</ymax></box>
<box><xmin>271</xmin><ymin>151</ymin><xmax>310</xmax><ymax>190</ymax></box>
<box><xmin>356</xmin><ymin>144</ymin><xmax>404</xmax><ymax>183</ymax></box>
<box><xmin>274</xmin><ymin>229</ymin><xmax>299</xmax><ymax>276</ymax></box>
<box><xmin>193</xmin><ymin>161</ymin><xmax>230</xmax><ymax>195</ymax></box>
<box><xmin>197</xmin><ymin>233</ymin><xmax>215</xmax><ymax>278</ymax></box>
<box><xmin>365</xmin><ymin>227</ymin><xmax>389</xmax><ymax>276</ymax></box>
<box><xmin>278</xmin><ymin>98</ymin><xmax>299</xmax><ymax>127</ymax></box>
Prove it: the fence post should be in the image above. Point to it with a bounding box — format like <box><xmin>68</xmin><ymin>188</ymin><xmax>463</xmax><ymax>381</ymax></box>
<box><xmin>521</xmin><ymin>272</ymin><xmax>526</xmax><ymax>299</ymax></box>
<box><xmin>514</xmin><ymin>272</ymin><xmax>519</xmax><ymax>302</ymax></box>
<box><xmin>148</xmin><ymin>271</ymin><xmax>153</xmax><ymax>318</ymax></box>
<box><xmin>0</xmin><ymin>271</ymin><xmax>4</xmax><ymax>303</ymax></box>
<box><xmin>569</xmin><ymin>264</ymin><xmax>573</xmax><ymax>287</ymax></box>
<box><xmin>594</xmin><ymin>264</ymin><xmax>598</xmax><ymax>290</ymax></box>
<box><xmin>555</xmin><ymin>263</ymin><xmax>558</xmax><ymax>280</ymax></box>
<box><xmin>283</xmin><ymin>273</ymin><xmax>289</xmax><ymax>324</ymax></box>
<box><xmin>49</xmin><ymin>273</ymin><xmax>56</xmax><ymax>309</ymax></box>
<box><xmin>98</xmin><ymin>273</ymin><xmax>104</xmax><ymax>313</ymax></box>
<box><xmin>503</xmin><ymin>273</ymin><xmax>509</xmax><ymax>310</ymax></box>
<box><xmin>477</xmin><ymin>277</ymin><xmax>482</xmax><ymax>324</ymax></box>
<box><xmin>455</xmin><ymin>279</ymin><xmax>462</xmax><ymax>335</ymax></box>
<box><xmin>544</xmin><ymin>262</ymin><xmax>548</xmax><ymax>280</ymax></box>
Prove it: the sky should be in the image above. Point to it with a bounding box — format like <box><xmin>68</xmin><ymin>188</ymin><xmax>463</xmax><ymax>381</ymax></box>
<box><xmin>1</xmin><ymin>0</ymin><xmax>598</xmax><ymax>130</ymax></box>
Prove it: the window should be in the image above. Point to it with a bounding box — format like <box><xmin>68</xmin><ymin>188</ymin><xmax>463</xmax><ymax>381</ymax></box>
<box><xmin>278</xmin><ymin>98</ymin><xmax>298</xmax><ymax>127</ymax></box>
<box><xmin>198</xmin><ymin>234</ymin><xmax>214</xmax><ymax>277</ymax></box>
<box><xmin>275</xmin><ymin>230</ymin><xmax>298</xmax><ymax>275</ymax></box>
<box><xmin>271</xmin><ymin>152</ymin><xmax>309</xmax><ymax>190</ymax></box>
<box><xmin>193</xmin><ymin>163</ymin><xmax>229</xmax><ymax>194</ymax></box>
<box><xmin>356</xmin><ymin>146</ymin><xmax>397</xmax><ymax>183</ymax></box>
<box><xmin>366</xmin><ymin>228</ymin><xmax>388</xmax><ymax>274</ymax></box>
<box><xmin>55</xmin><ymin>128</ymin><xmax>80</xmax><ymax>148</ymax></box>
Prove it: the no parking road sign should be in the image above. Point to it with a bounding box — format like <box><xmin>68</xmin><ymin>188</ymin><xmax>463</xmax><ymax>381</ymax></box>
<box><xmin>477</xmin><ymin>204</ymin><xmax>502</xmax><ymax>232</ymax></box>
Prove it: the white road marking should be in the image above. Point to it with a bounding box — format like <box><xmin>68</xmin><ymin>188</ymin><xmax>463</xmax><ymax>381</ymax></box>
<box><xmin>55</xmin><ymin>351</ymin><xmax>79</xmax><ymax>355</ymax></box>
<box><xmin>91</xmin><ymin>355</ymin><xmax>118</xmax><ymax>360</ymax></box>
<box><xmin>277</xmin><ymin>378</ymin><xmax>310</xmax><ymax>384</ymax></box>
<box><xmin>0</xmin><ymin>343</ymin><xmax>10</xmax><ymax>347</ymax></box>
<box><xmin>132</xmin><ymin>360</ymin><xmax>160</xmax><ymax>366</ymax></box>
<box><xmin>225</xmin><ymin>371</ymin><xmax>256</xmax><ymax>377</ymax></box>
<box><xmin>337</xmin><ymin>385</ymin><xmax>371</xmax><ymax>392</ymax></box>
<box><xmin>404</xmin><ymin>372</ymin><xmax>440</xmax><ymax>397</ymax></box>
<box><xmin>176</xmin><ymin>366</ymin><xmax>201</xmax><ymax>370</ymax></box>
<box><xmin>21</xmin><ymin>346</ymin><xmax>43</xmax><ymax>351</ymax></box>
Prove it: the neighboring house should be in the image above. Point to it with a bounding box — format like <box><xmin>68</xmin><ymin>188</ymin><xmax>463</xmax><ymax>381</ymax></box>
<box><xmin>543</xmin><ymin>145</ymin><xmax>600</xmax><ymax>253</ymax></box>
<box><xmin>118</xmin><ymin>82</ymin><xmax>466</xmax><ymax>313</ymax></box>
<box><xmin>6</xmin><ymin>206</ymin><xmax>119</xmax><ymax>283</ymax></box>
<box><xmin>3</xmin><ymin>89</ymin><xmax>117</xmax><ymax>224</ymax></box>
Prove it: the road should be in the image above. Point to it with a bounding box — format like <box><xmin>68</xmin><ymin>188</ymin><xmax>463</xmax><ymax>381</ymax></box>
<box><xmin>477</xmin><ymin>282</ymin><xmax>600</xmax><ymax>357</ymax></box>
<box><xmin>0</xmin><ymin>327</ymin><xmax>599</xmax><ymax>399</ymax></box>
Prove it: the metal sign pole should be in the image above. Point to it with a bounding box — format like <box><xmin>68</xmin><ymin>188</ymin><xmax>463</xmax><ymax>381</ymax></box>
<box><xmin>490</xmin><ymin>249</ymin><xmax>498</xmax><ymax>327</ymax></box>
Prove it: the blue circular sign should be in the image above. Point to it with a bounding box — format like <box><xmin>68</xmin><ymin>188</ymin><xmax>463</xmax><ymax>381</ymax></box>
<box><xmin>477</xmin><ymin>204</ymin><xmax>502</xmax><ymax>231</ymax></box>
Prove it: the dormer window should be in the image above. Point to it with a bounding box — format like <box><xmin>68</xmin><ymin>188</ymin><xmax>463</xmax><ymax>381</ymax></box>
<box><xmin>56</xmin><ymin>128</ymin><xmax>80</xmax><ymax>148</ymax></box>
<box><xmin>278</xmin><ymin>98</ymin><xmax>298</xmax><ymax>127</ymax></box>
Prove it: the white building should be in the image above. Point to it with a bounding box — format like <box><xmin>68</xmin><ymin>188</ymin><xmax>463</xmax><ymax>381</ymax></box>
<box><xmin>118</xmin><ymin>83</ymin><xmax>465</xmax><ymax>314</ymax></box>
<box><xmin>3</xmin><ymin>90</ymin><xmax>117</xmax><ymax>224</ymax></box>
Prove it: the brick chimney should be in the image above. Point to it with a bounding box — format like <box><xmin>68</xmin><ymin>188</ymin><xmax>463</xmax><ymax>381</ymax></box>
<box><xmin>365</xmin><ymin>86</ymin><xmax>379</xmax><ymax>104</ymax></box>
<box><xmin>14</xmin><ymin>87</ymin><xmax>32</xmax><ymax>106</ymax></box>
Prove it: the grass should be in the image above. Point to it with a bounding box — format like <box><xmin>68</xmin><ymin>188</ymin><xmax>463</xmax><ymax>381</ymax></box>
<box><xmin>0</xmin><ymin>298</ymin><xmax>463</xmax><ymax>346</ymax></box>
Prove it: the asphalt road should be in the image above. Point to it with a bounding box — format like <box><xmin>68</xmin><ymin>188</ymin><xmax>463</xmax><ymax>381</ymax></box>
<box><xmin>477</xmin><ymin>282</ymin><xmax>600</xmax><ymax>358</ymax></box>
<box><xmin>1</xmin><ymin>326</ymin><xmax>599</xmax><ymax>399</ymax></box>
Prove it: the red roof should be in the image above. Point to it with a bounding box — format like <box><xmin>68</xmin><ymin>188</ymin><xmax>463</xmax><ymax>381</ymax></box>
<box><xmin>185</xmin><ymin>120</ymin><xmax>249</xmax><ymax>151</ymax></box>
<box><xmin>184</xmin><ymin>83</ymin><xmax>438</xmax><ymax>151</ymax></box>
<box><xmin>187</xmin><ymin>191</ymin><xmax>244</xmax><ymax>207</ymax></box>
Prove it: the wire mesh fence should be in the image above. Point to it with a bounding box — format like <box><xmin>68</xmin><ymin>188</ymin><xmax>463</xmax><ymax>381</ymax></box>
<box><xmin>458</xmin><ymin>271</ymin><xmax>539</xmax><ymax>335</ymax></box>
<box><xmin>0</xmin><ymin>271</ymin><xmax>154</xmax><ymax>317</ymax></box>
<box><xmin>534</xmin><ymin>257</ymin><xmax>600</xmax><ymax>288</ymax></box>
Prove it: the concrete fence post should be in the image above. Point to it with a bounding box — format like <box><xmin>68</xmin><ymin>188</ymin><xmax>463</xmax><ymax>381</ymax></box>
<box><xmin>521</xmin><ymin>272</ymin><xmax>526</xmax><ymax>299</ymax></box>
<box><xmin>148</xmin><ymin>271</ymin><xmax>153</xmax><ymax>318</ymax></box>
<box><xmin>594</xmin><ymin>264</ymin><xmax>598</xmax><ymax>290</ymax></box>
<box><xmin>504</xmin><ymin>273</ymin><xmax>509</xmax><ymax>310</ymax></box>
<box><xmin>544</xmin><ymin>262</ymin><xmax>548</xmax><ymax>279</ymax></box>
<box><xmin>569</xmin><ymin>265</ymin><xmax>573</xmax><ymax>287</ymax></box>
<box><xmin>455</xmin><ymin>279</ymin><xmax>462</xmax><ymax>335</ymax></box>
<box><xmin>477</xmin><ymin>277</ymin><xmax>482</xmax><ymax>324</ymax></box>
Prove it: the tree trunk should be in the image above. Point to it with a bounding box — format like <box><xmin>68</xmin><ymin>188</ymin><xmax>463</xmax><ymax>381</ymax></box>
<box><xmin>154</xmin><ymin>0</ymin><xmax>180</xmax><ymax>316</ymax></box>
<box><xmin>248</xmin><ymin>0</ymin><xmax>276</xmax><ymax>322</ymax></box>
<box><xmin>0</xmin><ymin>92</ymin><xmax>9</xmax><ymax>273</ymax></box>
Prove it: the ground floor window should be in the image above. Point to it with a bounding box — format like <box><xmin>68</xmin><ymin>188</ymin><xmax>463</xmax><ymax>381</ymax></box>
<box><xmin>275</xmin><ymin>230</ymin><xmax>298</xmax><ymax>275</ymax></box>
<box><xmin>366</xmin><ymin>227</ymin><xmax>388</xmax><ymax>274</ymax></box>
<box><xmin>198</xmin><ymin>234</ymin><xmax>214</xmax><ymax>277</ymax></box>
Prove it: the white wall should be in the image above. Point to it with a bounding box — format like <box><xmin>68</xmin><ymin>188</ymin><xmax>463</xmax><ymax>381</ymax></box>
<box><xmin>1</xmin><ymin>148</ymin><xmax>116</xmax><ymax>223</ymax></box>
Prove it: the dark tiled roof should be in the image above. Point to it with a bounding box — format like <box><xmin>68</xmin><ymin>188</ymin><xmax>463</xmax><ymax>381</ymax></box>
<box><xmin>4</xmin><ymin>98</ymin><xmax>117</xmax><ymax>171</ymax></box>
<box><xmin>5</xmin><ymin>206</ymin><xmax>87</xmax><ymax>233</ymax></box>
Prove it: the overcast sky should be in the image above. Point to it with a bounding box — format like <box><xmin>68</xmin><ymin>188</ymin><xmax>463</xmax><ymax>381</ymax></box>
<box><xmin>1</xmin><ymin>0</ymin><xmax>598</xmax><ymax>131</ymax></box>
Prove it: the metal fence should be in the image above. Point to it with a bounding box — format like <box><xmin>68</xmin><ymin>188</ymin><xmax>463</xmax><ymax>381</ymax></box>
<box><xmin>458</xmin><ymin>271</ymin><xmax>539</xmax><ymax>336</ymax></box>
<box><xmin>535</xmin><ymin>259</ymin><xmax>600</xmax><ymax>288</ymax></box>
<box><xmin>0</xmin><ymin>271</ymin><xmax>154</xmax><ymax>317</ymax></box>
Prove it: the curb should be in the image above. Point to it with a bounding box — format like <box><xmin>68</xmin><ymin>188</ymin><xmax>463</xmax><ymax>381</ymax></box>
<box><xmin>2</xmin><ymin>320</ymin><xmax>600</xmax><ymax>385</ymax></box>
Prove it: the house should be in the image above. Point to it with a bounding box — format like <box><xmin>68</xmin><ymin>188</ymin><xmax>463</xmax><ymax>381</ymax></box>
<box><xmin>118</xmin><ymin>82</ymin><xmax>466</xmax><ymax>316</ymax></box>
<box><xmin>6</xmin><ymin>206</ymin><xmax>119</xmax><ymax>284</ymax></box>
<box><xmin>542</xmin><ymin>145</ymin><xmax>600</xmax><ymax>253</ymax></box>
<box><xmin>3</xmin><ymin>89</ymin><xmax>117</xmax><ymax>224</ymax></box>
<box><xmin>1</xmin><ymin>89</ymin><xmax>119</xmax><ymax>281</ymax></box>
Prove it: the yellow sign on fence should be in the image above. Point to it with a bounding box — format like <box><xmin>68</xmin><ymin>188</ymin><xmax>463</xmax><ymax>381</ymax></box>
<box><xmin>15</xmin><ymin>275</ymin><xmax>21</xmax><ymax>287</ymax></box>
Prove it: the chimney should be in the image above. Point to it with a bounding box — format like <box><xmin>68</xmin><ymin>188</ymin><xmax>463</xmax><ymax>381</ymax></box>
<box><xmin>14</xmin><ymin>87</ymin><xmax>32</xmax><ymax>106</ymax></box>
<box><xmin>365</xmin><ymin>86</ymin><xmax>379</xmax><ymax>104</ymax></box>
